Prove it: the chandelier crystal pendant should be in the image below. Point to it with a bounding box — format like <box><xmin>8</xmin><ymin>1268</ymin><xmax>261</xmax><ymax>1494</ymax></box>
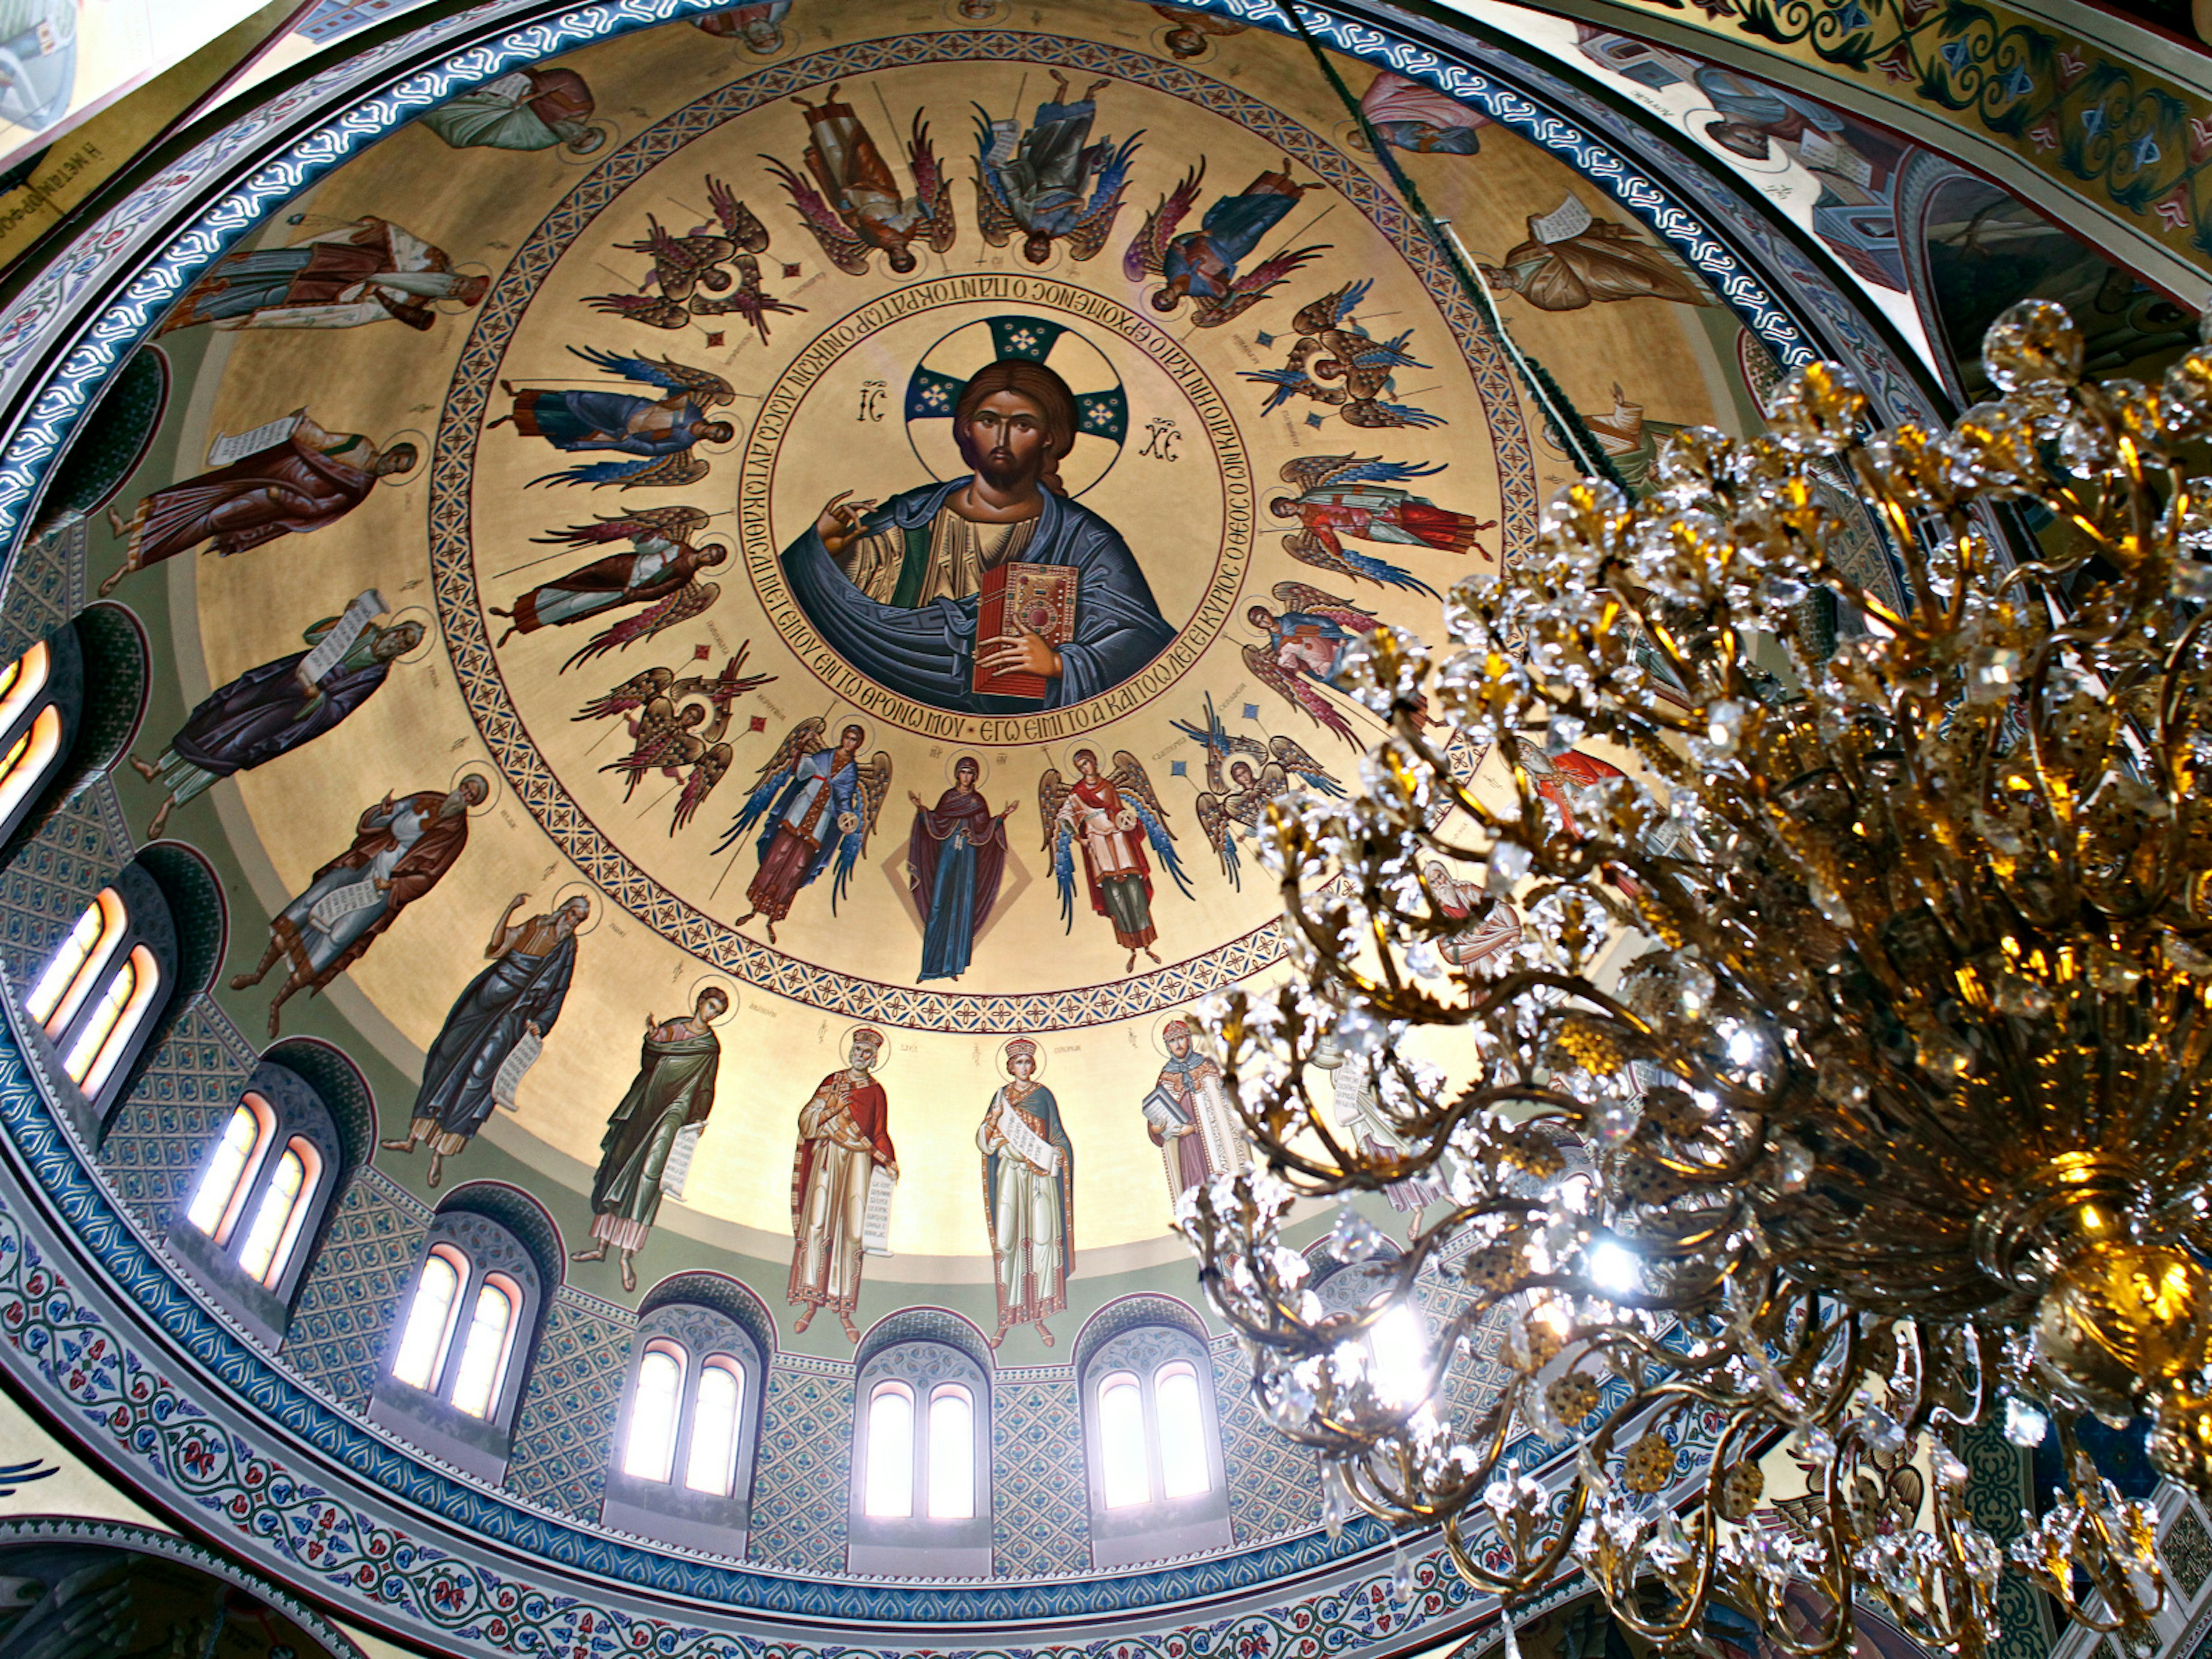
<box><xmin>1177</xmin><ymin>300</ymin><xmax>2212</xmax><ymax>1659</ymax></box>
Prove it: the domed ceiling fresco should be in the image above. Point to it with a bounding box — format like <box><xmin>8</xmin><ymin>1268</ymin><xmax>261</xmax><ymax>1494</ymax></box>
<box><xmin>0</xmin><ymin>0</ymin><xmax>1945</xmax><ymax>1654</ymax></box>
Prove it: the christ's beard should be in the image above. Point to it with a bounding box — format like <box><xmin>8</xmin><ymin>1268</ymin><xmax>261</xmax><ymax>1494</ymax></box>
<box><xmin>975</xmin><ymin>451</ymin><xmax>1037</xmax><ymax>494</ymax></box>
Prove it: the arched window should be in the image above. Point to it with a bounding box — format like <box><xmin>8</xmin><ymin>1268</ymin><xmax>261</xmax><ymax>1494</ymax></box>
<box><xmin>623</xmin><ymin>1344</ymin><xmax>685</xmax><ymax>1482</ymax></box>
<box><xmin>0</xmin><ymin>704</ymin><xmax>62</xmax><ymax>828</ymax></box>
<box><xmin>602</xmin><ymin>1283</ymin><xmax>769</xmax><ymax>1554</ymax></box>
<box><xmin>369</xmin><ymin>1189</ymin><xmax>554</xmax><ymax>1484</ymax></box>
<box><xmin>865</xmin><ymin>1381</ymin><xmax>915</xmax><ymax>1518</ymax></box>
<box><xmin>0</xmin><ymin>641</ymin><xmax>52</xmax><ymax>733</ymax></box>
<box><xmin>391</xmin><ymin>1244</ymin><xmax>466</xmax><ymax>1392</ymax></box>
<box><xmin>62</xmin><ymin>942</ymin><xmax>157</xmax><ymax>1093</ymax></box>
<box><xmin>0</xmin><ymin>637</ymin><xmax>68</xmax><ymax>849</ymax></box>
<box><xmin>169</xmin><ymin>1060</ymin><xmax>349</xmax><ymax>1346</ymax></box>
<box><xmin>1080</xmin><ymin>1318</ymin><xmax>1233</xmax><ymax>1568</ymax></box>
<box><xmin>28</xmin><ymin>888</ymin><xmax>124</xmax><ymax>1033</ymax></box>
<box><xmin>849</xmin><ymin>1334</ymin><xmax>992</xmax><ymax>1576</ymax></box>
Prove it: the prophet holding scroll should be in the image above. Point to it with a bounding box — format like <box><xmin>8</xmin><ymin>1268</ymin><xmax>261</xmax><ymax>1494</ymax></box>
<box><xmin>788</xmin><ymin>1028</ymin><xmax>896</xmax><ymax>1343</ymax></box>
<box><xmin>976</xmin><ymin>1037</ymin><xmax>1074</xmax><ymax>1348</ymax></box>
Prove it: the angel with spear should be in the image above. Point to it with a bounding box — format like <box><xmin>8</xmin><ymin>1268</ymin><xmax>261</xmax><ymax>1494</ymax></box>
<box><xmin>489</xmin><ymin>347</ymin><xmax>736</xmax><ymax>488</ymax></box>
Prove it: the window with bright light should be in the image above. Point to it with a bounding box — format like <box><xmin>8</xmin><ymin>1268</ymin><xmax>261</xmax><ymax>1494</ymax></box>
<box><xmin>0</xmin><ymin>703</ymin><xmax>61</xmax><ymax>827</ymax></box>
<box><xmin>1367</xmin><ymin>1302</ymin><xmax>1429</xmax><ymax>1409</ymax></box>
<box><xmin>685</xmin><ymin>1358</ymin><xmax>744</xmax><ymax>1497</ymax></box>
<box><xmin>448</xmin><ymin>1275</ymin><xmax>519</xmax><ymax>1419</ymax></box>
<box><xmin>64</xmin><ymin>943</ymin><xmax>158</xmax><ymax>1092</ymax></box>
<box><xmin>1156</xmin><ymin>1363</ymin><xmax>1211</xmax><ymax>1498</ymax></box>
<box><xmin>185</xmin><ymin>1096</ymin><xmax>274</xmax><ymax>1244</ymax></box>
<box><xmin>926</xmin><ymin>1385</ymin><xmax>974</xmax><ymax>1520</ymax></box>
<box><xmin>235</xmin><ymin>1138</ymin><xmax>321</xmax><ymax>1287</ymax></box>
<box><xmin>624</xmin><ymin>1344</ymin><xmax>684</xmax><ymax>1482</ymax></box>
<box><xmin>392</xmin><ymin>1245</ymin><xmax>466</xmax><ymax>1392</ymax></box>
<box><xmin>863</xmin><ymin>1381</ymin><xmax>914</xmax><ymax>1518</ymax></box>
<box><xmin>0</xmin><ymin>641</ymin><xmax>51</xmax><ymax>734</ymax></box>
<box><xmin>28</xmin><ymin>888</ymin><xmax>124</xmax><ymax>1032</ymax></box>
<box><xmin>1099</xmin><ymin>1372</ymin><xmax>1149</xmax><ymax>1508</ymax></box>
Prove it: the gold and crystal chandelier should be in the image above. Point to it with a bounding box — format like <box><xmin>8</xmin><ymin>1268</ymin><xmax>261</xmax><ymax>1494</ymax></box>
<box><xmin>1180</xmin><ymin>301</ymin><xmax>2212</xmax><ymax>1659</ymax></box>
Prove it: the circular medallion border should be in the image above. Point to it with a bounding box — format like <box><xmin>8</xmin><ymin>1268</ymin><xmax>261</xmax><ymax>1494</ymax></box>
<box><xmin>431</xmin><ymin>32</ymin><xmax>1537</xmax><ymax>1032</ymax></box>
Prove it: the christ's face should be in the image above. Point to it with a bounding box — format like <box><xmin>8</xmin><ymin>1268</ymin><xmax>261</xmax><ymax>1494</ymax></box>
<box><xmin>964</xmin><ymin>391</ymin><xmax>1050</xmax><ymax>495</ymax></box>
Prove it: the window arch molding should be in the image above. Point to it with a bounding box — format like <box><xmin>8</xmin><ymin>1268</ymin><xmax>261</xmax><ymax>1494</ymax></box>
<box><xmin>167</xmin><ymin>1055</ymin><xmax>351</xmax><ymax>1345</ymax></box>
<box><xmin>0</xmin><ymin>604</ymin><xmax>148</xmax><ymax>869</ymax></box>
<box><xmin>368</xmin><ymin>1181</ymin><xmax>560</xmax><ymax>1484</ymax></box>
<box><xmin>1075</xmin><ymin>1298</ymin><xmax>1233</xmax><ymax>1569</ymax></box>
<box><xmin>847</xmin><ymin>1315</ymin><xmax>993</xmax><ymax>1578</ymax></box>
<box><xmin>603</xmin><ymin>1271</ymin><xmax>771</xmax><ymax>1557</ymax></box>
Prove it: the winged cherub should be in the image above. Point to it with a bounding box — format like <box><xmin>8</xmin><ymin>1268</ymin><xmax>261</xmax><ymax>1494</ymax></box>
<box><xmin>715</xmin><ymin>717</ymin><xmax>893</xmax><ymax>944</ymax></box>
<box><xmin>1122</xmin><ymin>159</ymin><xmax>1327</xmax><ymax>327</ymax></box>
<box><xmin>1243</xmin><ymin>281</ymin><xmax>1441</xmax><ymax>429</ymax></box>
<box><xmin>764</xmin><ymin>88</ymin><xmax>955</xmax><ymax>275</ymax></box>
<box><xmin>1169</xmin><ymin>692</ymin><xmax>1342</xmax><ymax>887</ymax></box>
<box><xmin>972</xmin><ymin>73</ymin><xmax>1142</xmax><ymax>266</ymax></box>
<box><xmin>494</xmin><ymin>505</ymin><xmax>726</xmax><ymax>671</ymax></box>
<box><xmin>1269</xmin><ymin>454</ymin><xmax>1497</xmax><ymax>593</ymax></box>
<box><xmin>586</xmin><ymin>177</ymin><xmax>804</xmax><ymax>343</ymax></box>
<box><xmin>1040</xmin><ymin>749</ymin><xmax>1194</xmax><ymax>972</ymax></box>
<box><xmin>490</xmin><ymin>348</ymin><xmax>736</xmax><ymax>488</ymax></box>
<box><xmin>1243</xmin><ymin>579</ymin><xmax>1431</xmax><ymax>746</ymax></box>
<box><xmin>577</xmin><ymin>648</ymin><xmax>778</xmax><ymax>834</ymax></box>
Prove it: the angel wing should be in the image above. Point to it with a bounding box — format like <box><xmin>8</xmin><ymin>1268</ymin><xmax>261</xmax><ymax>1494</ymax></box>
<box><xmin>708</xmin><ymin>176</ymin><xmax>770</xmax><ymax>252</ymax></box>
<box><xmin>717</xmin><ymin>715</ymin><xmax>827</xmax><ymax>854</ymax></box>
<box><xmin>1242</xmin><ymin>360</ymin><xmax>1332</xmax><ymax>417</ymax></box>
<box><xmin>567</xmin><ymin>345</ymin><xmax>734</xmax><ymax>407</ymax></box>
<box><xmin>1243</xmin><ymin>638</ymin><xmax>1355</xmax><ymax>747</ymax></box>
<box><xmin>1065</xmin><ymin>131</ymin><xmax>1143</xmax><ymax>262</ymax></box>
<box><xmin>970</xmin><ymin>109</ymin><xmax>1023</xmax><ymax>247</ymax></box>
<box><xmin>585</xmin><ymin>291</ymin><xmax>694</xmax><ymax>330</ymax></box>
<box><xmin>1036</xmin><ymin>766</ymin><xmax>1080</xmax><ymax>930</ymax></box>
<box><xmin>1279</xmin><ymin>452</ymin><xmax>1442</xmax><ymax>497</ymax></box>
<box><xmin>907</xmin><ymin>113</ymin><xmax>958</xmax><ymax>253</ymax></box>
<box><xmin>686</xmin><ymin>255</ymin><xmax>806</xmax><ymax>343</ymax></box>
<box><xmin>530</xmin><ymin>449</ymin><xmax>714</xmax><ymax>491</ymax></box>
<box><xmin>573</xmin><ymin>664</ymin><xmax>674</xmax><ymax>724</ymax></box>
<box><xmin>1266</xmin><ymin>733</ymin><xmax>1346</xmax><ymax>797</ymax></box>
<box><xmin>1291</xmin><ymin>279</ymin><xmax>1371</xmax><ymax>340</ymax></box>
<box><xmin>535</xmin><ymin>506</ymin><xmax>711</xmax><ymax>549</ymax></box>
<box><xmin>1281</xmin><ymin>527</ymin><xmax>1438</xmax><ymax>597</ymax></box>
<box><xmin>602</xmin><ymin>696</ymin><xmax>691</xmax><ymax>797</ymax></box>
<box><xmin>831</xmin><ymin>751</ymin><xmax>895</xmax><ymax>910</ymax></box>
<box><xmin>672</xmin><ymin>743</ymin><xmax>732</xmax><ymax>834</ymax></box>
<box><xmin>1036</xmin><ymin>766</ymin><xmax>1075</xmax><ymax>851</ymax></box>
<box><xmin>1191</xmin><ymin>243</ymin><xmax>1330</xmax><ymax>328</ymax></box>
<box><xmin>1193</xmin><ymin>789</ymin><xmax>1239</xmax><ymax>886</ymax></box>
<box><xmin>1273</xmin><ymin>578</ymin><xmax>1382</xmax><ymax>632</ymax></box>
<box><xmin>1108</xmin><ymin>751</ymin><xmax>1196</xmax><ymax>901</ymax></box>
<box><xmin>562</xmin><ymin>579</ymin><xmax>720</xmax><ymax>672</ymax></box>
<box><xmin>1122</xmin><ymin>161</ymin><xmax>1203</xmax><ymax>282</ymax></box>
<box><xmin>762</xmin><ymin>156</ymin><xmax>875</xmax><ymax>275</ymax></box>
<box><xmin>1342</xmin><ymin>325</ymin><xmax>1426</xmax><ymax>372</ymax></box>
<box><xmin>1342</xmin><ymin>398</ymin><xmax>1445</xmax><ymax>430</ymax></box>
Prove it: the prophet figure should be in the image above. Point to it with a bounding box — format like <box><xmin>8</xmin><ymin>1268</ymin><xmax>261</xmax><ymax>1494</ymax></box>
<box><xmin>1124</xmin><ymin>160</ymin><xmax>1327</xmax><ymax>326</ymax></box>
<box><xmin>788</xmin><ymin>1027</ymin><xmax>895</xmax><ymax>1343</ymax></box>
<box><xmin>158</xmin><ymin>217</ymin><xmax>488</xmax><ymax>335</ymax></box>
<box><xmin>972</xmin><ymin>73</ymin><xmax>1140</xmax><ymax>265</ymax></box>
<box><xmin>99</xmin><ymin>413</ymin><xmax>418</xmax><ymax>595</ymax></box>
<box><xmin>977</xmin><ymin>1037</ymin><xmax>1074</xmax><ymax>1347</ymax></box>
<box><xmin>493</xmin><ymin>506</ymin><xmax>727</xmax><ymax>668</ymax></box>
<box><xmin>418</xmin><ymin>66</ymin><xmax>604</xmax><ymax>154</ymax></box>
<box><xmin>786</xmin><ymin>358</ymin><xmax>1174</xmax><ymax>712</ymax></box>
<box><xmin>229</xmin><ymin>776</ymin><xmax>487</xmax><ymax>1038</ymax></box>
<box><xmin>906</xmin><ymin>756</ymin><xmax>1016</xmax><ymax>983</ymax></box>
<box><xmin>381</xmin><ymin>892</ymin><xmax>590</xmax><ymax>1187</ymax></box>
<box><xmin>1480</xmin><ymin>202</ymin><xmax>1717</xmax><ymax>312</ymax></box>
<box><xmin>1312</xmin><ymin>1036</ymin><xmax>1444</xmax><ymax>1233</ymax></box>
<box><xmin>0</xmin><ymin>0</ymin><xmax>74</xmax><ymax>134</ymax></box>
<box><xmin>1149</xmin><ymin>4</ymin><xmax>1244</xmax><ymax>58</ymax></box>
<box><xmin>1358</xmin><ymin>70</ymin><xmax>1490</xmax><ymax>154</ymax></box>
<box><xmin>490</xmin><ymin>349</ymin><xmax>736</xmax><ymax>490</ymax></box>
<box><xmin>692</xmin><ymin>1</ymin><xmax>790</xmax><ymax>52</ymax></box>
<box><xmin>1140</xmin><ymin>1018</ymin><xmax>1244</xmax><ymax>1212</ymax></box>
<box><xmin>129</xmin><ymin>600</ymin><xmax>422</xmax><ymax>839</ymax></box>
<box><xmin>573</xmin><ymin>986</ymin><xmax>728</xmax><ymax>1291</ymax></box>
<box><xmin>719</xmin><ymin>718</ymin><xmax>893</xmax><ymax>942</ymax></box>
<box><xmin>1040</xmin><ymin>748</ymin><xmax>1191</xmax><ymax>972</ymax></box>
<box><xmin>1423</xmin><ymin>860</ymin><xmax>1522</xmax><ymax>972</ymax></box>
<box><xmin>767</xmin><ymin>87</ymin><xmax>955</xmax><ymax>275</ymax></box>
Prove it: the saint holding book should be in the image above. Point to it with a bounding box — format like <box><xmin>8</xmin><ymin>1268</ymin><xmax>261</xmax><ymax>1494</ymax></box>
<box><xmin>782</xmin><ymin>357</ymin><xmax>1174</xmax><ymax>713</ymax></box>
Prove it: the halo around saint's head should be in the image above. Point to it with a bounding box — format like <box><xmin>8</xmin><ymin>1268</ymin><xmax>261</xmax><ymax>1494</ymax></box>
<box><xmin>546</xmin><ymin>878</ymin><xmax>605</xmax><ymax>933</ymax></box>
<box><xmin>685</xmin><ymin>974</ymin><xmax>739</xmax><ymax>1023</ymax></box>
<box><xmin>996</xmin><ymin>1035</ymin><xmax>1046</xmax><ymax>1080</ymax></box>
<box><xmin>843</xmin><ymin>1025</ymin><xmax>889</xmax><ymax>1071</ymax></box>
<box><xmin>904</xmin><ymin>314</ymin><xmax>1128</xmax><ymax>498</ymax></box>
<box><xmin>448</xmin><ymin>759</ymin><xmax>501</xmax><ymax>816</ymax></box>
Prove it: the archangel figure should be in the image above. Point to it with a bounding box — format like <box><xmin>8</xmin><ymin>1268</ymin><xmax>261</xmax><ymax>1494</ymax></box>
<box><xmin>1240</xmin><ymin>579</ymin><xmax>1418</xmax><ymax>746</ymax></box>
<box><xmin>972</xmin><ymin>73</ymin><xmax>1140</xmax><ymax>266</ymax></box>
<box><xmin>716</xmin><ymin>718</ymin><xmax>895</xmax><ymax>943</ymax></box>
<box><xmin>1171</xmin><ymin>693</ymin><xmax>1342</xmax><ymax>887</ymax></box>
<box><xmin>575</xmin><ymin>649</ymin><xmax>777</xmax><ymax>833</ymax></box>
<box><xmin>490</xmin><ymin>348</ymin><xmax>735</xmax><ymax>488</ymax></box>
<box><xmin>766</xmin><ymin>88</ymin><xmax>955</xmax><ymax>275</ymax></box>
<box><xmin>1243</xmin><ymin>282</ymin><xmax>1441</xmax><ymax>429</ymax></box>
<box><xmin>1122</xmin><ymin>160</ymin><xmax>1325</xmax><ymax>326</ymax></box>
<box><xmin>585</xmin><ymin>175</ymin><xmax>803</xmax><ymax>343</ymax></box>
<box><xmin>1268</xmin><ymin>453</ymin><xmax>1495</xmax><ymax>593</ymax></box>
<box><xmin>1040</xmin><ymin>748</ymin><xmax>1192</xmax><ymax>972</ymax></box>
<box><xmin>495</xmin><ymin>505</ymin><xmax>726</xmax><ymax>671</ymax></box>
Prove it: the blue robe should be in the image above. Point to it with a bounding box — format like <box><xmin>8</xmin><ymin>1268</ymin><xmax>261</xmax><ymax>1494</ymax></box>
<box><xmin>517</xmin><ymin>390</ymin><xmax>707</xmax><ymax>456</ymax></box>
<box><xmin>416</xmin><ymin>931</ymin><xmax>578</xmax><ymax>1139</ymax></box>
<box><xmin>1165</xmin><ymin>188</ymin><xmax>1299</xmax><ymax>301</ymax></box>
<box><xmin>781</xmin><ymin>478</ymin><xmax>1174</xmax><ymax>712</ymax></box>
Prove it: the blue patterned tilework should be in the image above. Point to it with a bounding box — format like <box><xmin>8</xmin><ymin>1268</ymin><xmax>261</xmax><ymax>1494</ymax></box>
<box><xmin>750</xmin><ymin>1364</ymin><xmax>856</xmax><ymax>1571</ymax></box>
<box><xmin>1214</xmin><ymin>1340</ymin><xmax>1320</xmax><ymax>1544</ymax></box>
<box><xmin>506</xmin><ymin>1291</ymin><xmax>633</xmax><ymax>1519</ymax></box>
<box><xmin>281</xmin><ymin>1172</ymin><xmax>423</xmax><ymax>1407</ymax></box>
<box><xmin>993</xmin><ymin>1373</ymin><xmax>1089</xmax><ymax>1577</ymax></box>
<box><xmin>0</xmin><ymin>524</ymin><xmax>82</xmax><ymax>664</ymax></box>
<box><xmin>0</xmin><ymin>790</ymin><xmax>121</xmax><ymax>966</ymax></box>
<box><xmin>101</xmin><ymin>995</ymin><xmax>255</xmax><ymax>1234</ymax></box>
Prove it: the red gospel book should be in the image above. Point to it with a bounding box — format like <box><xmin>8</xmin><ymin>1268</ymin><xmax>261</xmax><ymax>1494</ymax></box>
<box><xmin>972</xmin><ymin>562</ymin><xmax>1079</xmax><ymax>699</ymax></box>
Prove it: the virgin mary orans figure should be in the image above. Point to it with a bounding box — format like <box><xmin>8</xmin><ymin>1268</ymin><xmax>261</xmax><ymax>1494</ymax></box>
<box><xmin>573</xmin><ymin>986</ymin><xmax>727</xmax><ymax>1290</ymax></box>
<box><xmin>904</xmin><ymin>756</ymin><xmax>1016</xmax><ymax>982</ymax></box>
<box><xmin>976</xmin><ymin>1037</ymin><xmax>1074</xmax><ymax>1347</ymax></box>
<box><xmin>382</xmin><ymin>892</ymin><xmax>591</xmax><ymax>1187</ymax></box>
